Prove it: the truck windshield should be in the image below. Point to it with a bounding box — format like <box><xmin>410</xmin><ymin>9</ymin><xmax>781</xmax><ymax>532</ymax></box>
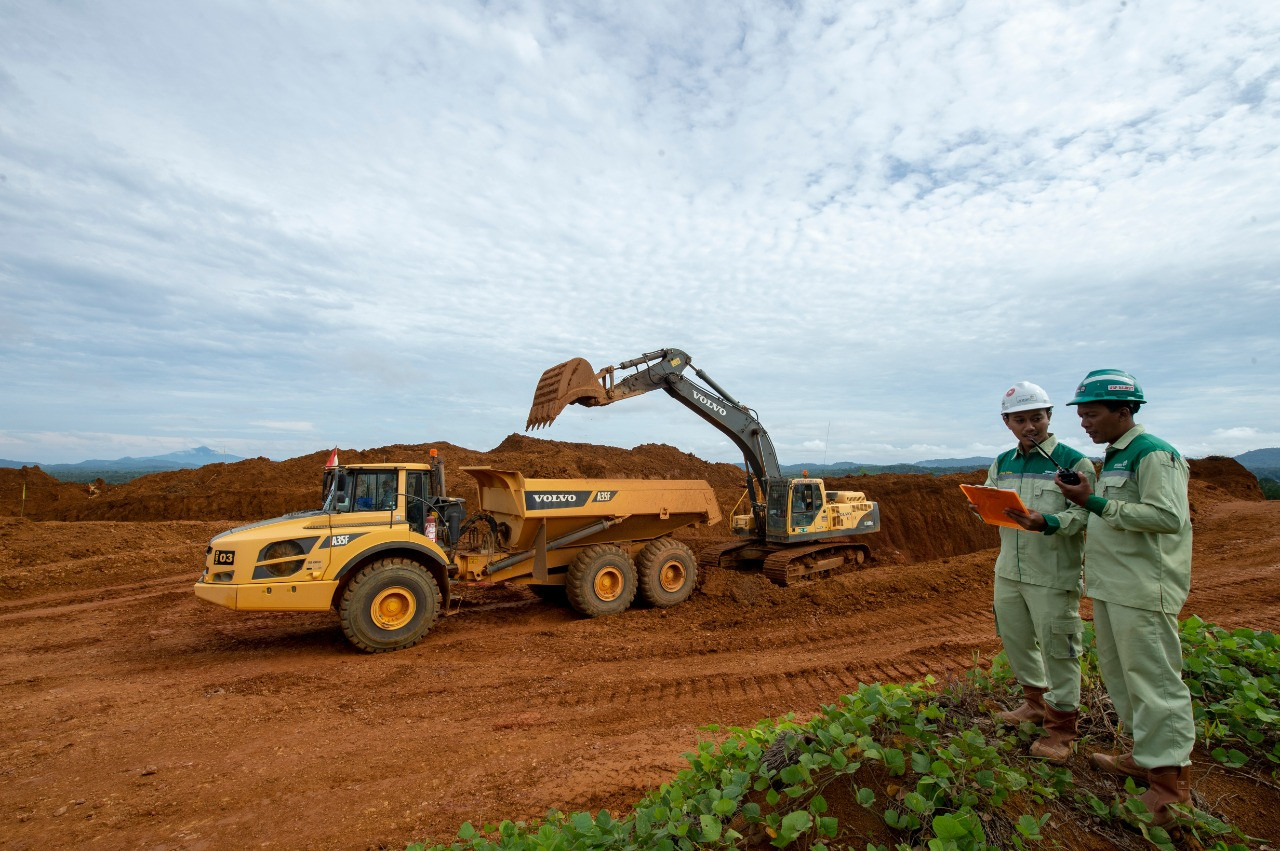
<box><xmin>355</xmin><ymin>471</ymin><xmax>397</xmax><ymax>512</ymax></box>
<box><xmin>325</xmin><ymin>470</ymin><xmax>399</xmax><ymax>513</ymax></box>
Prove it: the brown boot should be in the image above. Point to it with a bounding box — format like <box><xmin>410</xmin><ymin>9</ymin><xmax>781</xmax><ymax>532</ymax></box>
<box><xmin>1091</xmin><ymin>751</ymin><xmax>1147</xmax><ymax>781</ymax></box>
<box><xmin>1029</xmin><ymin>705</ymin><xmax>1077</xmax><ymax>763</ymax></box>
<box><xmin>1137</xmin><ymin>765</ymin><xmax>1192</xmax><ymax>826</ymax></box>
<box><xmin>996</xmin><ymin>684</ymin><xmax>1046</xmax><ymax>725</ymax></box>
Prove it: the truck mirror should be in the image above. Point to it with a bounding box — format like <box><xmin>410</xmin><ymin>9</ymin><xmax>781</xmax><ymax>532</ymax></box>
<box><xmin>332</xmin><ymin>472</ymin><xmax>350</xmax><ymax>511</ymax></box>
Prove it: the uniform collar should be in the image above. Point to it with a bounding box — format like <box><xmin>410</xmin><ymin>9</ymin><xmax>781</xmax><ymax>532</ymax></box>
<box><xmin>1016</xmin><ymin>433</ymin><xmax>1059</xmax><ymax>456</ymax></box>
<box><xmin>1108</xmin><ymin>424</ymin><xmax>1145</xmax><ymax>450</ymax></box>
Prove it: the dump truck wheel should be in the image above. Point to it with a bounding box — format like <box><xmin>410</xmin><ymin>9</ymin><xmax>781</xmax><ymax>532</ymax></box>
<box><xmin>566</xmin><ymin>544</ymin><xmax>637</xmax><ymax>618</ymax></box>
<box><xmin>338</xmin><ymin>558</ymin><xmax>440</xmax><ymax>652</ymax></box>
<box><xmin>636</xmin><ymin>538</ymin><xmax>698</xmax><ymax>607</ymax></box>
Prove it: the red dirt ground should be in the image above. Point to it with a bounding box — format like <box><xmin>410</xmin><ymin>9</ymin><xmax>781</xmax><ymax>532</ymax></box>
<box><xmin>0</xmin><ymin>440</ymin><xmax>1276</xmax><ymax>849</ymax></box>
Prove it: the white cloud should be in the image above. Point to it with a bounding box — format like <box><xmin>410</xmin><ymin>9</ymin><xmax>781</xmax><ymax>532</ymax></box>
<box><xmin>1</xmin><ymin>1</ymin><xmax>1278</xmax><ymax>465</ymax></box>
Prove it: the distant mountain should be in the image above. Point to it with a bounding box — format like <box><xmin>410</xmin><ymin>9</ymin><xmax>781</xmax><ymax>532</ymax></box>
<box><xmin>1235</xmin><ymin>448</ymin><xmax>1280</xmax><ymax>472</ymax></box>
<box><xmin>0</xmin><ymin>446</ymin><xmax>245</xmax><ymax>483</ymax></box>
<box><xmin>774</xmin><ymin>459</ymin><xmax>991</xmax><ymax>477</ymax></box>
<box><xmin>916</xmin><ymin>456</ymin><xmax>996</xmax><ymax>468</ymax></box>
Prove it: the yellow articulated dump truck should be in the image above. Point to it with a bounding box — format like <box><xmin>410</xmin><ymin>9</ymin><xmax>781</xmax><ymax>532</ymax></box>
<box><xmin>194</xmin><ymin>451</ymin><xmax>720</xmax><ymax>652</ymax></box>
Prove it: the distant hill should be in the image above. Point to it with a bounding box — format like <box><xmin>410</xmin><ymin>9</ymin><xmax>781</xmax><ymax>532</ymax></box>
<box><xmin>916</xmin><ymin>456</ymin><xmax>995</xmax><ymax>468</ymax></box>
<box><xmin>781</xmin><ymin>448</ymin><xmax>1280</xmax><ymax>481</ymax></box>
<box><xmin>0</xmin><ymin>446</ymin><xmax>245</xmax><ymax>484</ymax></box>
<box><xmin>774</xmin><ymin>459</ymin><xmax>992</xmax><ymax>477</ymax></box>
<box><xmin>1235</xmin><ymin>448</ymin><xmax>1280</xmax><ymax>482</ymax></box>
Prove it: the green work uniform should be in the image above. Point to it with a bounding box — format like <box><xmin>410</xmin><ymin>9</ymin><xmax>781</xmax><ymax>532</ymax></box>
<box><xmin>985</xmin><ymin>435</ymin><xmax>1095</xmax><ymax>711</ymax></box>
<box><xmin>1082</xmin><ymin>425</ymin><xmax>1195</xmax><ymax>768</ymax></box>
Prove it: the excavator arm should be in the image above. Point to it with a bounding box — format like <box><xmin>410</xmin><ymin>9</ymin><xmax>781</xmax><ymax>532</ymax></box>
<box><xmin>526</xmin><ymin>348</ymin><xmax>783</xmax><ymax>488</ymax></box>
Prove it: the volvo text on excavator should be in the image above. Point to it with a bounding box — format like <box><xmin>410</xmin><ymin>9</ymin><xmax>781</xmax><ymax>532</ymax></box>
<box><xmin>526</xmin><ymin>348</ymin><xmax>881</xmax><ymax>585</ymax></box>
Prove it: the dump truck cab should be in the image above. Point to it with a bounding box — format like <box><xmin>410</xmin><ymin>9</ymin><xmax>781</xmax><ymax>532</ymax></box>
<box><xmin>196</xmin><ymin>459</ymin><xmax>463</xmax><ymax>651</ymax></box>
<box><xmin>321</xmin><ymin>461</ymin><xmax>466</xmax><ymax>544</ymax></box>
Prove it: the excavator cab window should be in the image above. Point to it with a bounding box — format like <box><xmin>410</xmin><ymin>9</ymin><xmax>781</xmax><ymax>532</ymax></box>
<box><xmin>766</xmin><ymin>481</ymin><xmax>789</xmax><ymax>534</ymax></box>
<box><xmin>790</xmin><ymin>482</ymin><xmax>822</xmax><ymax>528</ymax></box>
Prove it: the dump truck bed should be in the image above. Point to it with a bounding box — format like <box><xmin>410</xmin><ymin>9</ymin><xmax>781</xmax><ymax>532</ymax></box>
<box><xmin>455</xmin><ymin>467</ymin><xmax>720</xmax><ymax>582</ymax></box>
<box><xmin>465</xmin><ymin>467</ymin><xmax>721</xmax><ymax>546</ymax></box>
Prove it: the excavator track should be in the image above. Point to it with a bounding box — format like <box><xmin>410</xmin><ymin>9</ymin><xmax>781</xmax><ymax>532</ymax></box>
<box><xmin>697</xmin><ymin>539</ymin><xmax>756</xmax><ymax>572</ymax></box>
<box><xmin>761</xmin><ymin>540</ymin><xmax>870</xmax><ymax>586</ymax></box>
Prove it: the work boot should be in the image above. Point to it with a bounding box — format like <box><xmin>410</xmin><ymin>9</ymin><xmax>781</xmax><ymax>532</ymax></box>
<box><xmin>1137</xmin><ymin>765</ymin><xmax>1192</xmax><ymax>827</ymax></box>
<box><xmin>996</xmin><ymin>684</ymin><xmax>1046</xmax><ymax>725</ymax></box>
<box><xmin>1092</xmin><ymin>751</ymin><xmax>1147</xmax><ymax>781</ymax></box>
<box><xmin>1029</xmin><ymin>705</ymin><xmax>1077</xmax><ymax>763</ymax></box>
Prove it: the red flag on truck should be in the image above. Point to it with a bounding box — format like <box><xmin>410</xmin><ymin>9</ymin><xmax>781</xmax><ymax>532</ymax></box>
<box><xmin>325</xmin><ymin>448</ymin><xmax>338</xmax><ymax>468</ymax></box>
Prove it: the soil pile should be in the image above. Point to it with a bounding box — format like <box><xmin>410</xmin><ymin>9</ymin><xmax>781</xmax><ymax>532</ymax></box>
<box><xmin>0</xmin><ymin>443</ymin><xmax>1261</xmax><ymax>568</ymax></box>
<box><xmin>0</xmin><ymin>466</ymin><xmax>94</xmax><ymax>518</ymax></box>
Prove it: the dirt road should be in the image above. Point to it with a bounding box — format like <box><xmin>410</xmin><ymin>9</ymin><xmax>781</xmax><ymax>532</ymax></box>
<box><xmin>2</xmin><ymin>490</ymin><xmax>1278</xmax><ymax>850</ymax></box>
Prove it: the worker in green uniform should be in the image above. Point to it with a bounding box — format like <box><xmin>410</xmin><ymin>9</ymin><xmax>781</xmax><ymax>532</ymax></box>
<box><xmin>982</xmin><ymin>381</ymin><xmax>1096</xmax><ymax>763</ymax></box>
<box><xmin>1055</xmin><ymin>369</ymin><xmax>1195</xmax><ymax>826</ymax></box>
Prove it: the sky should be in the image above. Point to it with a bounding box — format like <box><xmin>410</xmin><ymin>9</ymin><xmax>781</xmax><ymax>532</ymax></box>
<box><xmin>1</xmin><ymin>1</ymin><xmax>1278</xmax><ymax>468</ymax></box>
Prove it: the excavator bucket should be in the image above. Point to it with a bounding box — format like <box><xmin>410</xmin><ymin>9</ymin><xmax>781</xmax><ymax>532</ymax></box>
<box><xmin>526</xmin><ymin>357</ymin><xmax>608</xmax><ymax>429</ymax></box>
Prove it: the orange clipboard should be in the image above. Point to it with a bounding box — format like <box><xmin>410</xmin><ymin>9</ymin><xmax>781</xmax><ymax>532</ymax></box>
<box><xmin>960</xmin><ymin>484</ymin><xmax>1029</xmax><ymax>529</ymax></box>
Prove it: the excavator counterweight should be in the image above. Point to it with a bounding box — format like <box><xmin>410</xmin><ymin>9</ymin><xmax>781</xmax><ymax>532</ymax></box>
<box><xmin>527</xmin><ymin>357</ymin><xmax>609</xmax><ymax>430</ymax></box>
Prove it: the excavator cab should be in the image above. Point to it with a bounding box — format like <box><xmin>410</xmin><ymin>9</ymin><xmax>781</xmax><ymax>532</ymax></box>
<box><xmin>789</xmin><ymin>481</ymin><xmax>823</xmax><ymax>529</ymax></box>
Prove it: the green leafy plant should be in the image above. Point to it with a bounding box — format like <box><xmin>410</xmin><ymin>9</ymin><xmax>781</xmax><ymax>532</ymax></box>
<box><xmin>1179</xmin><ymin>615</ymin><xmax>1280</xmax><ymax>774</ymax></box>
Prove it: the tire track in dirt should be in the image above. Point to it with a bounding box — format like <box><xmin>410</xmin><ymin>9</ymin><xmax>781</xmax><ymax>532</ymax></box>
<box><xmin>0</xmin><ymin>574</ymin><xmax>194</xmax><ymax>620</ymax></box>
<box><xmin>542</xmin><ymin>610</ymin><xmax>997</xmax><ymax>719</ymax></box>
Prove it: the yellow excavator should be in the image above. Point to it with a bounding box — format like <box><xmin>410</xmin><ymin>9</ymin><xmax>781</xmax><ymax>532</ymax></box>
<box><xmin>527</xmin><ymin>347</ymin><xmax>881</xmax><ymax>585</ymax></box>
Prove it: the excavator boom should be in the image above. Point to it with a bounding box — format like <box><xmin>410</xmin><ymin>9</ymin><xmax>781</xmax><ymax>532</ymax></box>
<box><xmin>525</xmin><ymin>348</ymin><xmax>781</xmax><ymax>485</ymax></box>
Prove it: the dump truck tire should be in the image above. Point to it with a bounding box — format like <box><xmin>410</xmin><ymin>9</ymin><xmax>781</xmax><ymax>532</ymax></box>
<box><xmin>636</xmin><ymin>538</ymin><xmax>698</xmax><ymax>607</ymax></box>
<box><xmin>338</xmin><ymin>558</ymin><xmax>440</xmax><ymax>652</ymax></box>
<box><xmin>566</xmin><ymin>544</ymin><xmax>637</xmax><ymax>618</ymax></box>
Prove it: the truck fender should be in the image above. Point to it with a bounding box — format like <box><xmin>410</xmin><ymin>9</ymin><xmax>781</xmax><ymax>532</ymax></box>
<box><xmin>333</xmin><ymin>542</ymin><xmax>452</xmax><ymax>609</ymax></box>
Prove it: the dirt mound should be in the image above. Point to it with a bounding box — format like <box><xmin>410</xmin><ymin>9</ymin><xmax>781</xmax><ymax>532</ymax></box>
<box><xmin>0</xmin><ymin>466</ymin><xmax>94</xmax><ymax>518</ymax></box>
<box><xmin>1188</xmin><ymin>455</ymin><xmax>1265</xmax><ymax>515</ymax></box>
<box><xmin>824</xmin><ymin>470</ymin><xmax>997</xmax><ymax>563</ymax></box>
<box><xmin>0</xmin><ymin>444</ymin><xmax>1262</xmax><ymax>567</ymax></box>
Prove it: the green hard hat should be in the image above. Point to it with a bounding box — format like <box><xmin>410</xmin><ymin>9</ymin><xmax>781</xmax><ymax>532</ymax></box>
<box><xmin>1068</xmin><ymin>369</ymin><xmax>1145</xmax><ymax>405</ymax></box>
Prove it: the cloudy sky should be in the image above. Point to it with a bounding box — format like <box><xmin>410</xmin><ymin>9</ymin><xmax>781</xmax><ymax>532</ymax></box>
<box><xmin>1</xmin><ymin>1</ymin><xmax>1277</xmax><ymax>467</ymax></box>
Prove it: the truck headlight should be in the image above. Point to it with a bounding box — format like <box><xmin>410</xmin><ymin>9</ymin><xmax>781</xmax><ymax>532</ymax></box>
<box><xmin>257</xmin><ymin>540</ymin><xmax>307</xmax><ymax>578</ymax></box>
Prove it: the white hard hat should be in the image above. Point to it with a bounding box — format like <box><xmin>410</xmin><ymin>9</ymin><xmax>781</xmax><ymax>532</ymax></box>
<box><xmin>1001</xmin><ymin>381</ymin><xmax>1052</xmax><ymax>414</ymax></box>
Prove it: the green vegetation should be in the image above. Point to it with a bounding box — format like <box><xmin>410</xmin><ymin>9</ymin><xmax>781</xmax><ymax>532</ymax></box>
<box><xmin>1258</xmin><ymin>478</ymin><xmax>1280</xmax><ymax>500</ymax></box>
<box><xmin>44</xmin><ymin>469</ymin><xmax>153</xmax><ymax>484</ymax></box>
<box><xmin>412</xmin><ymin>617</ymin><xmax>1277</xmax><ymax>850</ymax></box>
